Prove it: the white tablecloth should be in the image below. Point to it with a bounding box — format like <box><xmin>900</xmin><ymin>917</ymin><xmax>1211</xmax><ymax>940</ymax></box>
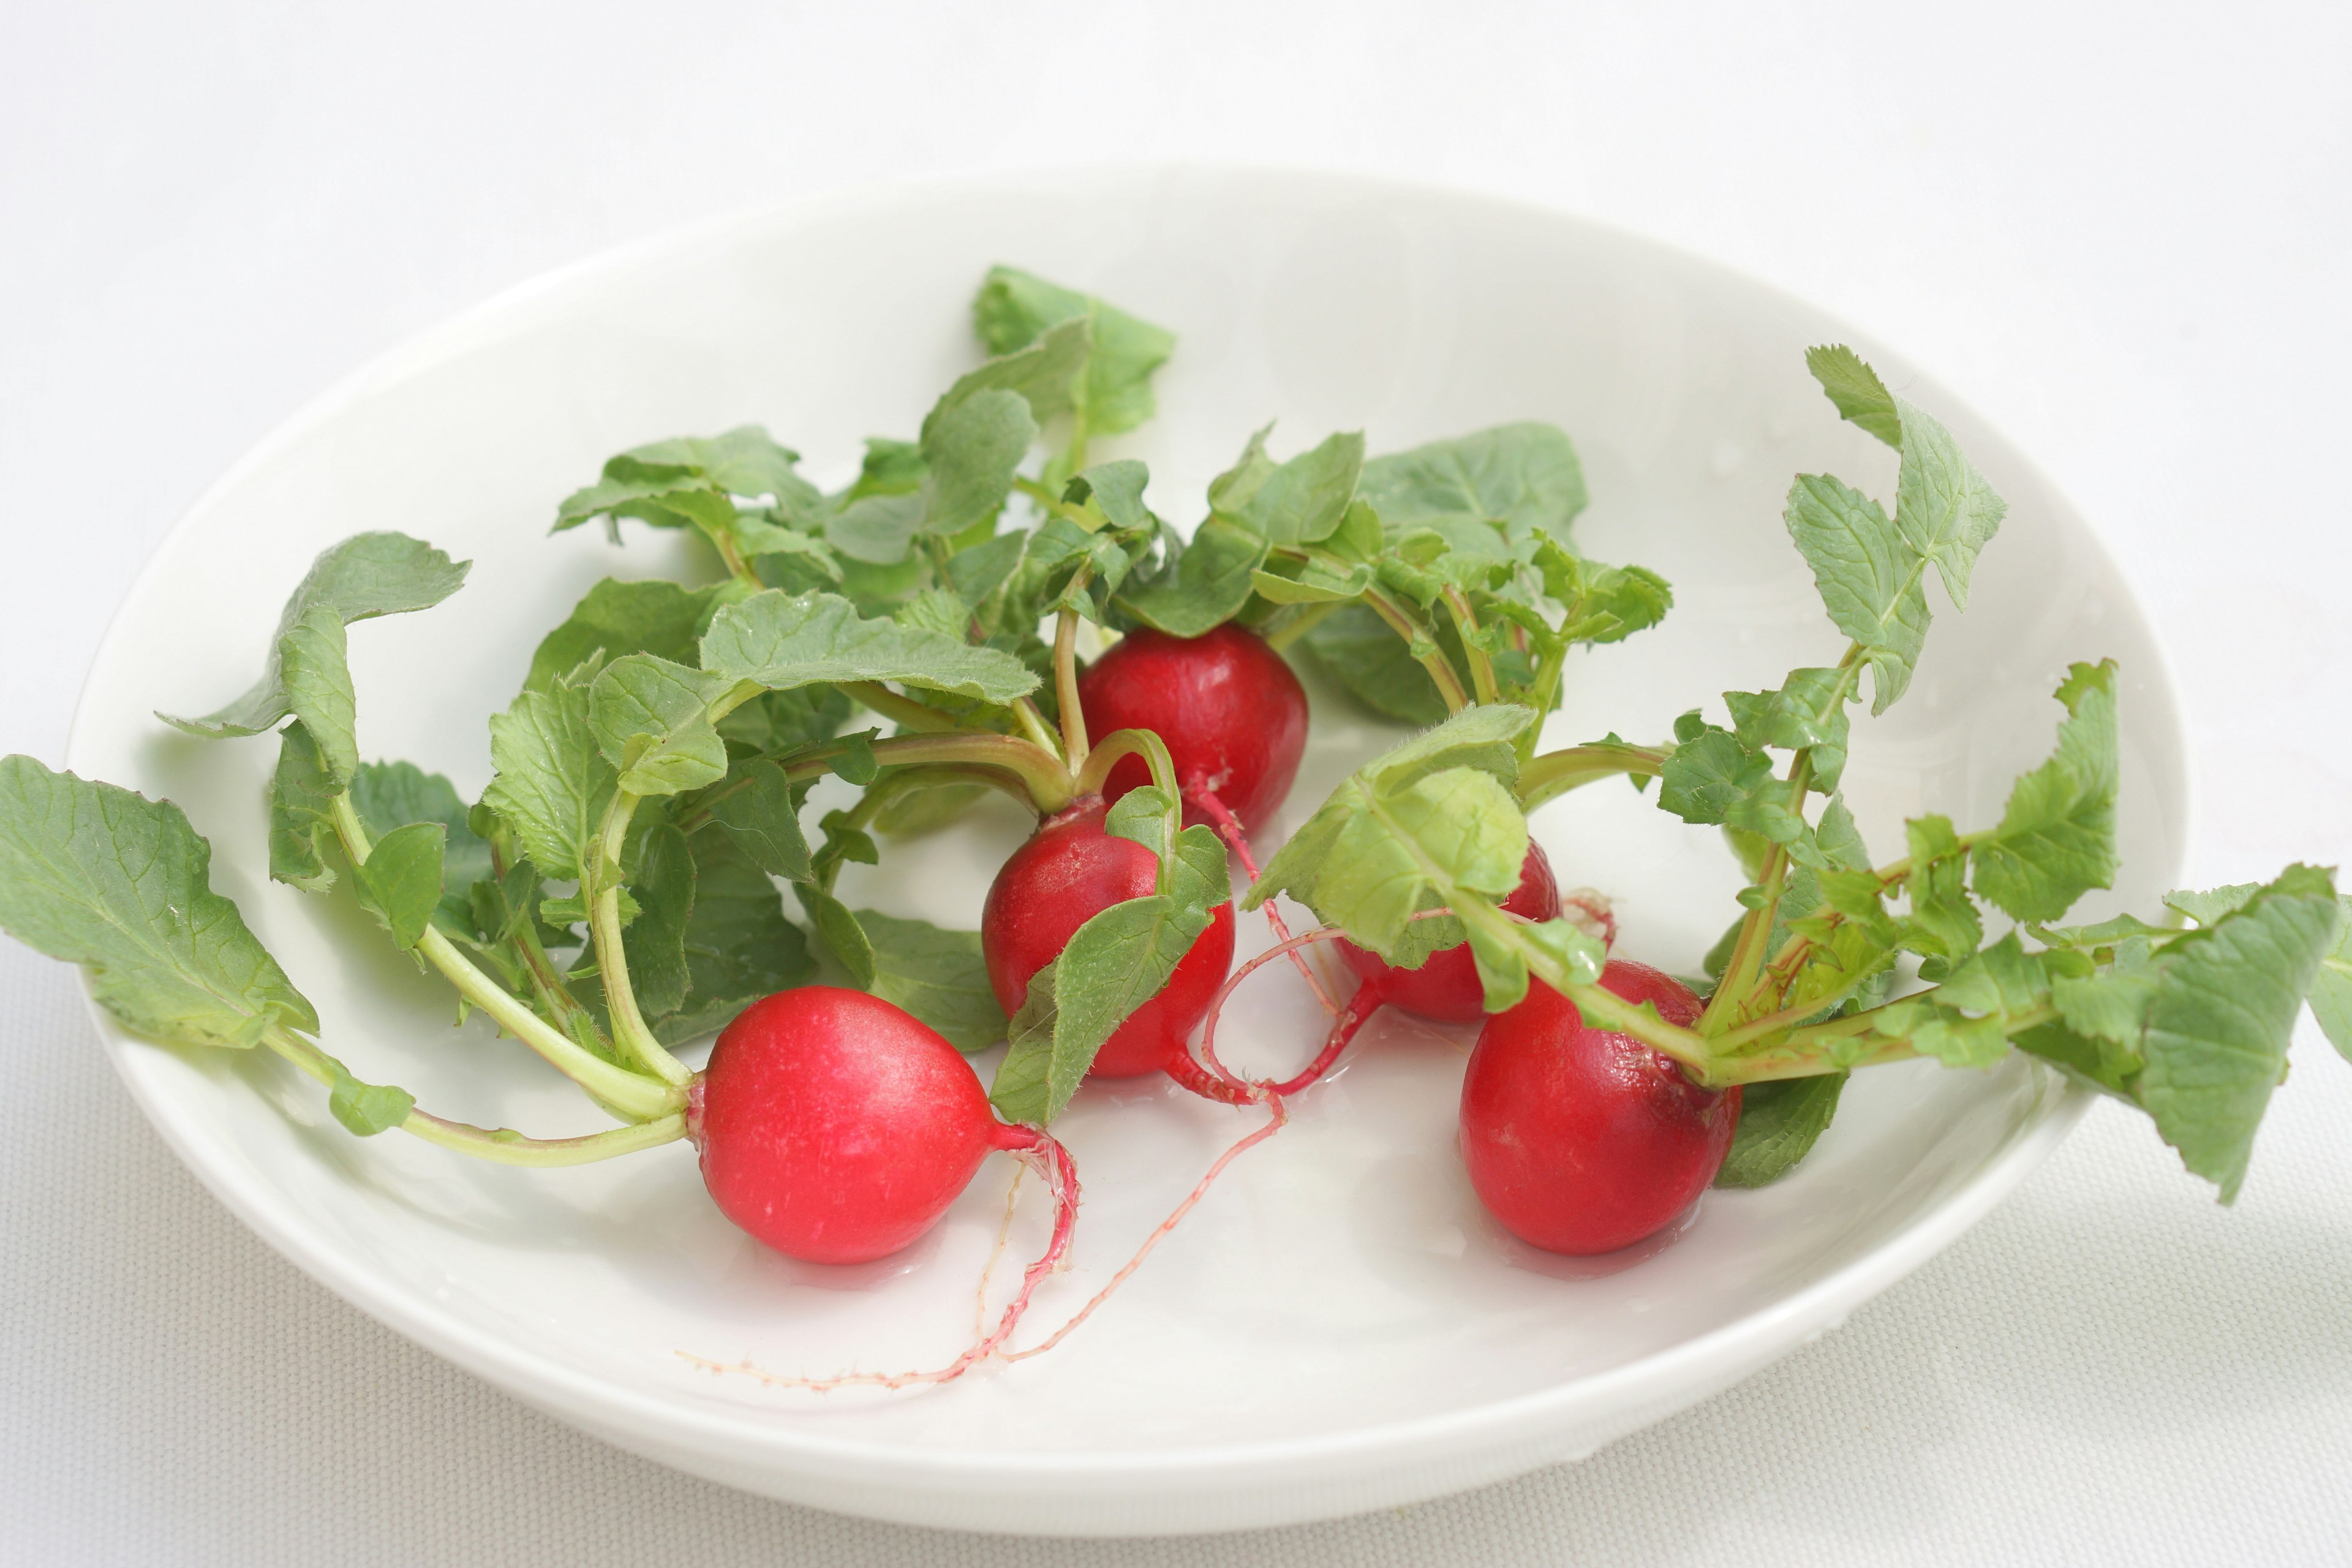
<box><xmin>7</xmin><ymin>2</ymin><xmax>2350</xmax><ymax>1561</ymax></box>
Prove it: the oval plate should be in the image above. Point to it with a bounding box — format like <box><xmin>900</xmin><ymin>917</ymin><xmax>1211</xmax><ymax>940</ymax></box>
<box><xmin>66</xmin><ymin>167</ymin><xmax>2185</xmax><ymax>1536</ymax></box>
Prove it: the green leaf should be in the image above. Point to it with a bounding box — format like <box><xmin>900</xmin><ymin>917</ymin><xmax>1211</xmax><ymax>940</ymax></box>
<box><xmin>704</xmin><ymin>759</ymin><xmax>811</xmax><ymax>880</ymax></box>
<box><xmin>526</xmin><ymin>578</ymin><xmax>715</xmax><ymax>692</ymax></box>
<box><xmin>1725</xmin><ymin>666</ymin><xmax>1853</xmax><ymax>793</ymax></box>
<box><xmin>352</xmin><ymin>821</ymin><xmax>446</xmax><ymax>951</ymax></box>
<box><xmin>2138</xmin><ymin>864</ymin><xmax>2339</xmax><ymax>1201</ymax></box>
<box><xmin>626</xmin><ymin>427</ymin><xmax>818</xmax><ymax>510</ymax></box>
<box><xmin>2165</xmin><ymin>884</ymin><xmax>2265</xmax><ymax>927</ymax></box>
<box><xmin>1902</xmin><ymin>813</ymin><xmax>1983</xmax><ymax>961</ymax></box>
<box><xmin>1893</xmin><ymin>398</ymin><xmax>2007</xmax><ymax>613</ymax></box>
<box><xmin>1540</xmin><ymin>548</ymin><xmax>1675</xmax><ymax>647</ymax></box>
<box><xmin>861</xmin><ymin>911</ymin><xmax>1006</xmax><ymax>1051</ymax></box>
<box><xmin>824</xmin><ymin>491</ymin><xmax>925</xmax><ymax>567</ymax></box>
<box><xmin>2048</xmin><ymin>940</ymin><xmax>2161</xmax><ymax>1055</ymax></box>
<box><xmin>1361</xmin><ymin>702</ymin><xmax>1536</xmax><ymax>794</ymax></box>
<box><xmin>1657</xmin><ymin>725</ymin><xmax>1791</xmax><ymax>835</ymax></box>
<box><xmin>273</xmin><ymin>610</ymin><xmax>360</xmax><ymax>786</ymax></box>
<box><xmin>158</xmin><ymin>532</ymin><xmax>471</xmax><ymax>778</ymax></box>
<box><xmin>1716</xmin><ymin>1072</ymin><xmax>1847</xmax><ymax>1187</ymax></box>
<box><xmin>1311</xmin><ymin>767</ymin><xmax>1526</xmax><ymax>962</ymax></box>
<box><xmin>1360</xmin><ymin>423</ymin><xmax>1588</xmax><ymax>549</ymax></box>
<box><xmin>1815</xmin><ymin>794</ymin><xmax>1871</xmax><ymax>872</ymax></box>
<box><xmin>349</xmin><ymin>760</ymin><xmax>493</xmax><ymax>940</ymax></box>
<box><xmin>555</xmin><ymin>428</ymin><xmax>823</xmax><ymax>544</ymax></box>
<box><xmin>1784</xmin><ymin>474</ymin><xmax>1927</xmax><ymax>715</ymax></box>
<box><xmin>2306</xmin><ymin>898</ymin><xmax>2352</xmax><ymax>1064</ymax></box>
<box><xmin>1212</xmin><ymin>429</ymin><xmax>1365</xmax><ymax>547</ymax></box>
<box><xmin>699</xmin><ymin>590</ymin><xmax>1040</xmax><ymax>705</ymax></box>
<box><xmin>1066</xmin><ymin>460</ymin><xmax>1153</xmax><ymax>530</ymax></box>
<box><xmin>946</xmin><ymin>529</ymin><xmax>1027</xmax><ymax>606</ymax></box>
<box><xmin>1806</xmin><ymin>345</ymin><xmax>1902</xmax><ymax>448</ymax></box>
<box><xmin>920</xmin><ymin>387</ymin><xmax>1036</xmax><ymax>537</ymax></box>
<box><xmin>1117</xmin><ymin>519</ymin><xmax>1268</xmax><ymax>636</ymax></box>
<box><xmin>799</xmin><ymin>883</ymin><xmax>875</xmax><ymax>990</ymax></box>
<box><xmin>714</xmin><ymin>684</ymin><xmax>851</xmax><ymax>755</ymax></box>
<box><xmin>973</xmin><ymin>268</ymin><xmax>1175</xmax><ymax>435</ymax></box>
<box><xmin>327</xmin><ymin>1066</ymin><xmax>415</xmax><ymax>1137</ymax></box>
<box><xmin>1971</xmin><ymin>661</ymin><xmax>2119</xmax><ymax>922</ymax></box>
<box><xmin>989</xmin><ymin>891</ymin><xmax>1212</xmax><ymax>1125</ymax></box>
<box><xmin>588</xmin><ymin>655</ymin><xmax>737</xmax><ymax>798</ymax></box>
<box><xmin>1103</xmin><ymin>785</ymin><xmax>1179</xmax><ymax>865</ymax></box>
<box><xmin>622</xmin><ymin>819</ymin><xmax>696</xmax><ymax>1018</ymax></box>
<box><xmin>1301</xmin><ymin>603</ymin><xmax>1448</xmax><ymax>725</ymax></box>
<box><xmin>989</xmin><ymin>965</ymin><xmax>1062</xmax><ymax>1124</ymax></box>
<box><xmin>268</xmin><ymin>722</ymin><xmax>340</xmax><ymax>892</ymax></box>
<box><xmin>647</xmin><ymin>829</ymin><xmax>814</xmax><ymax>1046</ymax></box>
<box><xmin>1250</xmin><ymin>560</ymin><xmax>1375</xmax><ymax>605</ymax></box>
<box><xmin>0</xmin><ymin>756</ymin><xmax>318</xmax><ymax>1046</ymax></box>
<box><xmin>936</xmin><ymin>316</ymin><xmax>1093</xmax><ymax>429</ymax></box>
<box><xmin>483</xmin><ymin>665</ymin><xmax>617</xmax><ymax>881</ymax></box>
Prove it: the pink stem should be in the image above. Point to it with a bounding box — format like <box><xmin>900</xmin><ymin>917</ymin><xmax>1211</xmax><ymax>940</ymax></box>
<box><xmin>1265</xmin><ymin>979</ymin><xmax>1383</xmax><ymax>1098</ymax></box>
<box><xmin>1003</xmin><ymin>1095</ymin><xmax>1288</xmax><ymax>1364</ymax></box>
<box><xmin>681</xmin><ymin>1129</ymin><xmax>1081</xmax><ymax>1394</ymax></box>
<box><xmin>1188</xmin><ymin>785</ymin><xmax>1340</xmax><ymax>1017</ymax></box>
<box><xmin>1193</xmin><ymin>923</ymin><xmax>1357</xmax><ymax>1092</ymax></box>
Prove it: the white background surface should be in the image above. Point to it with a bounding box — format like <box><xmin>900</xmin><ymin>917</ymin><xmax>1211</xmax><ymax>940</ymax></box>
<box><xmin>4</xmin><ymin>2</ymin><xmax>2349</xmax><ymax>1562</ymax></box>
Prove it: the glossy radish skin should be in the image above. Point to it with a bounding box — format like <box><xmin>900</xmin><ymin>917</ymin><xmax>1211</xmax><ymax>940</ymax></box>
<box><xmin>1077</xmin><ymin>624</ymin><xmax>1309</xmax><ymax>834</ymax></box>
<box><xmin>692</xmin><ymin>987</ymin><xmax>1031</xmax><ymax>1265</ymax></box>
<box><xmin>1460</xmin><ymin>959</ymin><xmax>1741</xmax><ymax>1256</ymax></box>
<box><xmin>1338</xmin><ymin>842</ymin><xmax>1566</xmax><ymax>1022</ymax></box>
<box><xmin>982</xmin><ymin>802</ymin><xmax>1237</xmax><ymax>1079</ymax></box>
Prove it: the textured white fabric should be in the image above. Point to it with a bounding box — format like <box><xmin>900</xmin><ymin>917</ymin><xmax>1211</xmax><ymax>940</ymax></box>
<box><xmin>6</xmin><ymin>2</ymin><xmax>2351</xmax><ymax>1561</ymax></box>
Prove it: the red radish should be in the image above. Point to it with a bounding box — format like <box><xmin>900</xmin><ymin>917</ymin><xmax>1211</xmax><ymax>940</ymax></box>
<box><xmin>1338</xmin><ymin>842</ymin><xmax>1569</xmax><ymax>1023</ymax></box>
<box><xmin>693</xmin><ymin>986</ymin><xmax>1067</xmax><ymax>1265</ymax></box>
<box><xmin>1077</xmin><ymin>624</ymin><xmax>1309</xmax><ymax>834</ymax></box>
<box><xmin>1459</xmin><ymin>959</ymin><xmax>1741</xmax><ymax>1256</ymax></box>
<box><xmin>981</xmin><ymin>801</ymin><xmax>1237</xmax><ymax>1082</ymax></box>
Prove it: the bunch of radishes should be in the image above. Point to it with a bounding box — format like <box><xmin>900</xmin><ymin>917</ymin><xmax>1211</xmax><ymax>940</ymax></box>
<box><xmin>6</xmin><ymin>268</ymin><xmax>2348</xmax><ymax>1391</ymax></box>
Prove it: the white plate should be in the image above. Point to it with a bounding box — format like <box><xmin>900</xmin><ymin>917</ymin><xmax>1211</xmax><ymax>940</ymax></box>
<box><xmin>66</xmin><ymin>167</ymin><xmax>2185</xmax><ymax>1536</ymax></box>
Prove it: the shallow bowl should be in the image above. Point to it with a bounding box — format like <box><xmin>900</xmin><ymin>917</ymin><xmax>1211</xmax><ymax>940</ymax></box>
<box><xmin>67</xmin><ymin>166</ymin><xmax>2185</xmax><ymax>1536</ymax></box>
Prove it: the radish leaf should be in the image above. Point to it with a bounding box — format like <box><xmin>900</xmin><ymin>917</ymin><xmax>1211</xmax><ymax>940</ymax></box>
<box><xmin>1717</xmin><ymin>1072</ymin><xmax>1849</xmax><ymax>1187</ymax></box>
<box><xmin>327</xmin><ymin>1067</ymin><xmax>414</xmax><ymax>1137</ymax></box>
<box><xmin>1969</xmin><ymin>661</ymin><xmax>2119</xmax><ymax>922</ymax></box>
<box><xmin>352</xmin><ymin>821</ymin><xmax>446</xmax><ymax>952</ymax></box>
<box><xmin>1804</xmin><ymin>345</ymin><xmax>1902</xmax><ymax>448</ymax></box>
<box><xmin>159</xmin><ymin>532</ymin><xmax>469</xmax><ymax>785</ymax></box>
<box><xmin>1117</xmin><ymin>518</ymin><xmax>1267</xmax><ymax>637</ymax></box>
<box><xmin>1784</xmin><ymin>473</ymin><xmax>1928</xmax><ymax>714</ymax></box>
<box><xmin>588</xmin><ymin>655</ymin><xmax>736</xmax><ymax>798</ymax></box>
<box><xmin>527</xmin><ymin>578</ymin><xmax>717</xmax><ymax>690</ymax></box>
<box><xmin>973</xmin><ymin>268</ymin><xmax>1174</xmax><ymax>435</ymax></box>
<box><xmin>1359</xmin><ymin>423</ymin><xmax>1588</xmax><ymax>551</ymax></box>
<box><xmin>699</xmin><ymin>590</ymin><xmax>1040</xmax><ymax>704</ymax></box>
<box><xmin>0</xmin><ymin>756</ymin><xmax>318</xmax><ymax>1047</ymax></box>
<box><xmin>646</xmin><ymin>829</ymin><xmax>813</xmax><ymax>1047</ymax></box>
<box><xmin>268</xmin><ymin>722</ymin><xmax>341</xmax><ymax>892</ymax></box>
<box><xmin>2136</xmin><ymin>866</ymin><xmax>2337</xmax><ymax>1200</ymax></box>
<box><xmin>861</xmin><ymin>911</ymin><xmax>1004</xmax><ymax>1052</ymax></box>
<box><xmin>704</xmin><ymin>759</ymin><xmax>812</xmax><ymax>881</ymax></box>
<box><xmin>919</xmin><ymin>388</ymin><xmax>1036</xmax><ymax>538</ymax></box>
<box><xmin>484</xmin><ymin>658</ymin><xmax>617</xmax><ymax>880</ymax></box>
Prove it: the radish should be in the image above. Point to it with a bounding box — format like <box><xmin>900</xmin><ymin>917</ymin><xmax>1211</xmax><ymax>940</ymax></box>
<box><xmin>1338</xmin><ymin>842</ymin><xmax>1570</xmax><ymax>1023</ymax></box>
<box><xmin>692</xmin><ymin>986</ymin><xmax>1077</xmax><ymax>1266</ymax></box>
<box><xmin>1077</xmin><ymin>624</ymin><xmax>1309</xmax><ymax>835</ymax></box>
<box><xmin>981</xmin><ymin>801</ymin><xmax>1238</xmax><ymax>1085</ymax></box>
<box><xmin>1458</xmin><ymin>959</ymin><xmax>1741</xmax><ymax>1256</ymax></box>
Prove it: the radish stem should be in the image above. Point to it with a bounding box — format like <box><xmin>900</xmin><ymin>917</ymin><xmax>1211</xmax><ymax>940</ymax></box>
<box><xmin>326</xmin><ymin>796</ymin><xmax>682</xmax><ymax>1121</ymax></box>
